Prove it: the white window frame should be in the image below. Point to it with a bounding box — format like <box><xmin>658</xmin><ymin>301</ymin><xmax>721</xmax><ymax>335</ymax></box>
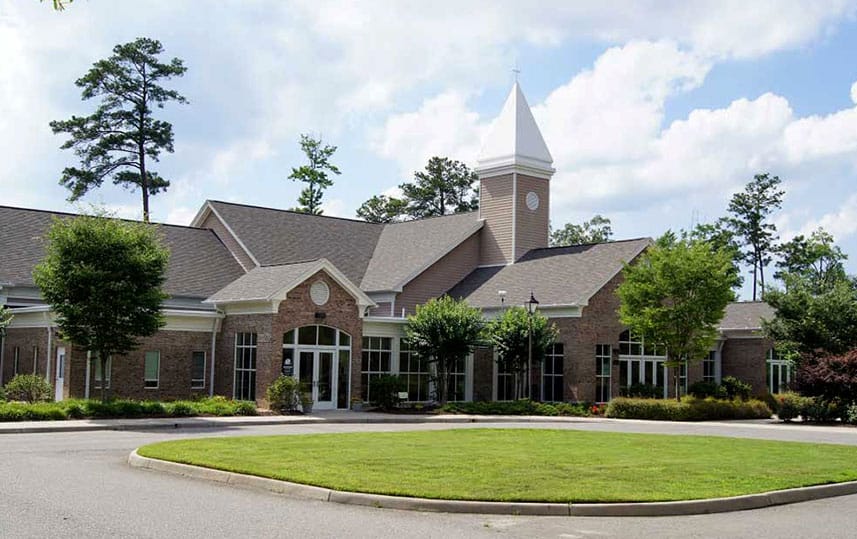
<box><xmin>618</xmin><ymin>330</ymin><xmax>668</xmax><ymax>398</ymax></box>
<box><xmin>398</xmin><ymin>340</ymin><xmax>431</xmax><ymax>402</ymax></box>
<box><xmin>702</xmin><ymin>351</ymin><xmax>716</xmax><ymax>383</ymax></box>
<box><xmin>283</xmin><ymin>326</ymin><xmax>352</xmax><ymax>409</ymax></box>
<box><xmin>144</xmin><ymin>351</ymin><xmax>160</xmax><ymax>389</ymax></box>
<box><xmin>191</xmin><ymin>351</ymin><xmax>206</xmax><ymax>389</ymax></box>
<box><xmin>595</xmin><ymin>344</ymin><xmax>612</xmax><ymax>404</ymax></box>
<box><xmin>767</xmin><ymin>348</ymin><xmax>791</xmax><ymax>394</ymax></box>
<box><xmin>233</xmin><ymin>332</ymin><xmax>258</xmax><ymax>401</ymax></box>
<box><xmin>361</xmin><ymin>336</ymin><xmax>393</xmax><ymax>403</ymax></box>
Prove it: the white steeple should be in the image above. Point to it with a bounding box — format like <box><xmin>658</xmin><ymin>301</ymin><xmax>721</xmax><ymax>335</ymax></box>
<box><xmin>476</xmin><ymin>82</ymin><xmax>554</xmax><ymax>179</ymax></box>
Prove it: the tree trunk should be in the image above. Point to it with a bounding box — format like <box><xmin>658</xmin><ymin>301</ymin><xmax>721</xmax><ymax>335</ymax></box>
<box><xmin>674</xmin><ymin>364</ymin><xmax>681</xmax><ymax>403</ymax></box>
<box><xmin>140</xmin><ymin>71</ymin><xmax>149</xmax><ymax>223</ymax></box>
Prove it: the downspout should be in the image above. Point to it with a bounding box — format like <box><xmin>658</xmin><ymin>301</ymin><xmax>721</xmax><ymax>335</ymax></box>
<box><xmin>45</xmin><ymin>322</ymin><xmax>53</xmax><ymax>383</ymax></box>
<box><xmin>209</xmin><ymin>316</ymin><xmax>220</xmax><ymax>397</ymax></box>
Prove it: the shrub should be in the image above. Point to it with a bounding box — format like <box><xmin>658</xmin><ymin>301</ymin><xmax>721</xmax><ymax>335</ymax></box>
<box><xmin>233</xmin><ymin>400</ymin><xmax>257</xmax><ymax>416</ymax></box>
<box><xmin>721</xmin><ymin>376</ymin><xmax>752</xmax><ymax>401</ymax></box>
<box><xmin>4</xmin><ymin>374</ymin><xmax>53</xmax><ymax>403</ymax></box>
<box><xmin>620</xmin><ymin>383</ymin><xmax>662</xmax><ymax>399</ymax></box>
<box><xmin>688</xmin><ymin>381</ymin><xmax>728</xmax><ymax>399</ymax></box>
<box><xmin>847</xmin><ymin>403</ymin><xmax>857</xmax><ymax>425</ymax></box>
<box><xmin>0</xmin><ymin>401</ymin><xmax>68</xmax><ymax>421</ymax></box>
<box><xmin>774</xmin><ymin>393</ymin><xmax>812</xmax><ymax>421</ymax></box>
<box><xmin>803</xmin><ymin>398</ymin><xmax>842</xmax><ymax>423</ymax></box>
<box><xmin>266</xmin><ymin>375</ymin><xmax>301</xmax><ymax>414</ymax></box>
<box><xmin>164</xmin><ymin>401</ymin><xmax>194</xmax><ymax>417</ymax></box>
<box><xmin>369</xmin><ymin>375</ymin><xmax>407</xmax><ymax>410</ymax></box>
<box><xmin>439</xmin><ymin>399</ymin><xmax>590</xmax><ymax>417</ymax></box>
<box><xmin>605</xmin><ymin>397</ymin><xmax>771</xmax><ymax>421</ymax></box>
<box><xmin>796</xmin><ymin>351</ymin><xmax>857</xmax><ymax>403</ymax></box>
<box><xmin>0</xmin><ymin>385</ymin><xmax>6</xmax><ymax>402</ymax></box>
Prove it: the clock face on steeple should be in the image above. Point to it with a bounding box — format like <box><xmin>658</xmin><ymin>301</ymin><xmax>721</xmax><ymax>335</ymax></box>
<box><xmin>525</xmin><ymin>191</ymin><xmax>539</xmax><ymax>211</ymax></box>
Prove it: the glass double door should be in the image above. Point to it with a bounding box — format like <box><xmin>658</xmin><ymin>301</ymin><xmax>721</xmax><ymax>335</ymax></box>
<box><xmin>297</xmin><ymin>349</ymin><xmax>336</xmax><ymax>410</ymax></box>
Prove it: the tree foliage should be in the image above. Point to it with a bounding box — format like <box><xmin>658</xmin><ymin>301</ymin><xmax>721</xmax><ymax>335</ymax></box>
<box><xmin>775</xmin><ymin>228</ymin><xmax>847</xmax><ymax>293</ymax></box>
<box><xmin>33</xmin><ymin>212</ymin><xmax>169</xmax><ymax>401</ymax></box>
<box><xmin>288</xmin><ymin>134</ymin><xmax>341</xmax><ymax>215</ymax></box>
<box><xmin>50</xmin><ymin>38</ymin><xmax>187</xmax><ymax>223</ymax></box>
<box><xmin>403</xmin><ymin>157</ymin><xmax>479</xmax><ymax>217</ymax></box>
<box><xmin>404</xmin><ymin>296</ymin><xmax>485</xmax><ymax>404</ymax></box>
<box><xmin>764</xmin><ymin>274</ymin><xmax>857</xmax><ymax>358</ymax></box>
<box><xmin>794</xmin><ymin>351</ymin><xmax>857</xmax><ymax>404</ymax></box>
<box><xmin>617</xmin><ymin>234</ymin><xmax>738</xmax><ymax>401</ymax></box>
<box><xmin>486</xmin><ymin>306</ymin><xmax>558</xmax><ymax>399</ymax></box>
<box><xmin>686</xmin><ymin>220</ymin><xmax>743</xmax><ymax>290</ymax></box>
<box><xmin>725</xmin><ymin>173</ymin><xmax>784</xmax><ymax>300</ymax></box>
<box><xmin>550</xmin><ymin>215</ymin><xmax>613</xmax><ymax>247</ymax></box>
<box><xmin>355</xmin><ymin>195</ymin><xmax>408</xmax><ymax>223</ymax></box>
<box><xmin>0</xmin><ymin>306</ymin><xmax>11</xmax><ymax>338</ymax></box>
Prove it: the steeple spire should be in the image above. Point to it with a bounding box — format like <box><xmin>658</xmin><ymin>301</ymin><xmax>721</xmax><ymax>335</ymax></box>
<box><xmin>475</xmin><ymin>82</ymin><xmax>554</xmax><ymax>179</ymax></box>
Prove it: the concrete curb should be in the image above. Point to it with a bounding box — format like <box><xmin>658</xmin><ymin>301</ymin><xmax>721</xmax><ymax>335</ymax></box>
<box><xmin>128</xmin><ymin>450</ymin><xmax>857</xmax><ymax>517</ymax></box>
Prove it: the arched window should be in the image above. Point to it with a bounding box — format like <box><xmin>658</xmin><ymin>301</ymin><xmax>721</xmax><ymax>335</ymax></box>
<box><xmin>618</xmin><ymin>330</ymin><xmax>668</xmax><ymax>397</ymax></box>
<box><xmin>282</xmin><ymin>325</ymin><xmax>352</xmax><ymax>409</ymax></box>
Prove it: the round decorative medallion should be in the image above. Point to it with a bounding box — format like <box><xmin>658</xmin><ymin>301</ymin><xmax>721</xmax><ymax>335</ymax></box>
<box><xmin>310</xmin><ymin>281</ymin><xmax>330</xmax><ymax>306</ymax></box>
<box><xmin>525</xmin><ymin>191</ymin><xmax>540</xmax><ymax>211</ymax></box>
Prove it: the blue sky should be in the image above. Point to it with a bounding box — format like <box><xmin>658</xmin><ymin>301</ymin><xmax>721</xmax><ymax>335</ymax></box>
<box><xmin>2</xmin><ymin>1</ymin><xmax>857</xmax><ymax>300</ymax></box>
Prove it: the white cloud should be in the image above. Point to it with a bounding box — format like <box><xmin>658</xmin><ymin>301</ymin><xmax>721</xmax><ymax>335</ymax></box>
<box><xmin>798</xmin><ymin>193</ymin><xmax>857</xmax><ymax>240</ymax></box>
<box><xmin>852</xmin><ymin>80</ymin><xmax>857</xmax><ymax>104</ymax></box>
<box><xmin>320</xmin><ymin>197</ymin><xmax>347</xmax><ymax>218</ymax></box>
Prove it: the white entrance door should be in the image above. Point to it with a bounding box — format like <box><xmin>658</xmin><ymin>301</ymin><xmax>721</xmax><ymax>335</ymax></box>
<box><xmin>55</xmin><ymin>347</ymin><xmax>66</xmax><ymax>401</ymax></box>
<box><xmin>297</xmin><ymin>349</ymin><xmax>337</xmax><ymax>410</ymax></box>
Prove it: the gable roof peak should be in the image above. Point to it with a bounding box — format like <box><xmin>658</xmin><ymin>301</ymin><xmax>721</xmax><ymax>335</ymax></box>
<box><xmin>476</xmin><ymin>82</ymin><xmax>554</xmax><ymax>177</ymax></box>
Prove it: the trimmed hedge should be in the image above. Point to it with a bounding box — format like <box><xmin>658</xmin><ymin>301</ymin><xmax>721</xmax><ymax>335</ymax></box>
<box><xmin>439</xmin><ymin>399</ymin><xmax>592</xmax><ymax>417</ymax></box>
<box><xmin>4</xmin><ymin>374</ymin><xmax>52</xmax><ymax>403</ymax></box>
<box><xmin>606</xmin><ymin>397</ymin><xmax>772</xmax><ymax>421</ymax></box>
<box><xmin>0</xmin><ymin>396</ymin><xmax>256</xmax><ymax>422</ymax></box>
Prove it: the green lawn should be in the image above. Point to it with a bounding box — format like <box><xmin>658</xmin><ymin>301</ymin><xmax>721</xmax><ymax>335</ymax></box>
<box><xmin>137</xmin><ymin>429</ymin><xmax>857</xmax><ymax>502</ymax></box>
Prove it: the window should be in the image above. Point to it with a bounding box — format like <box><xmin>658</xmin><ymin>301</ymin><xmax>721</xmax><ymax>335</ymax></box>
<box><xmin>283</xmin><ymin>326</ymin><xmax>352</xmax><ymax>408</ymax></box>
<box><xmin>448</xmin><ymin>355</ymin><xmax>467</xmax><ymax>402</ymax></box>
<box><xmin>192</xmin><ymin>351</ymin><xmax>206</xmax><ymax>389</ymax></box>
<box><xmin>767</xmin><ymin>348</ymin><xmax>791</xmax><ymax>394</ymax></box>
<box><xmin>361</xmin><ymin>336</ymin><xmax>392</xmax><ymax>402</ymax></box>
<box><xmin>144</xmin><ymin>351</ymin><xmax>160</xmax><ymax>389</ymax></box>
<box><xmin>399</xmin><ymin>341</ymin><xmax>431</xmax><ymax>401</ymax></box>
<box><xmin>94</xmin><ymin>355</ymin><xmax>111</xmax><ymax>389</ymax></box>
<box><xmin>618</xmin><ymin>330</ymin><xmax>666</xmax><ymax>397</ymax></box>
<box><xmin>596</xmin><ymin>344</ymin><xmax>612</xmax><ymax>403</ymax></box>
<box><xmin>702</xmin><ymin>351</ymin><xmax>716</xmax><ymax>383</ymax></box>
<box><xmin>678</xmin><ymin>362</ymin><xmax>687</xmax><ymax>396</ymax></box>
<box><xmin>13</xmin><ymin>347</ymin><xmax>19</xmax><ymax>376</ymax></box>
<box><xmin>543</xmin><ymin>343</ymin><xmax>564</xmax><ymax>402</ymax></box>
<box><xmin>234</xmin><ymin>332</ymin><xmax>257</xmax><ymax>401</ymax></box>
<box><xmin>496</xmin><ymin>354</ymin><xmax>515</xmax><ymax>401</ymax></box>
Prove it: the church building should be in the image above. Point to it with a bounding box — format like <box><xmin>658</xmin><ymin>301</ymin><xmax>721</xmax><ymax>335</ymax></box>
<box><xmin>0</xmin><ymin>84</ymin><xmax>785</xmax><ymax>407</ymax></box>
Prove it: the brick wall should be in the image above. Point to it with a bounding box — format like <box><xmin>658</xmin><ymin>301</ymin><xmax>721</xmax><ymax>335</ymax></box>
<box><xmin>472</xmin><ymin>346</ymin><xmax>494</xmax><ymax>401</ymax></box>
<box><xmin>721</xmin><ymin>336</ymin><xmax>772</xmax><ymax>396</ymax></box>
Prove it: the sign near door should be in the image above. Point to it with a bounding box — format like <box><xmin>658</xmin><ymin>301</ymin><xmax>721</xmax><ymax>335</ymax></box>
<box><xmin>282</xmin><ymin>356</ymin><xmax>294</xmax><ymax>377</ymax></box>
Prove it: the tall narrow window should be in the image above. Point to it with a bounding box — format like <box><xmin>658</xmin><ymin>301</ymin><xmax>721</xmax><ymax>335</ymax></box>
<box><xmin>13</xmin><ymin>347</ymin><xmax>20</xmax><ymax>376</ymax></box>
<box><xmin>448</xmin><ymin>355</ymin><xmax>467</xmax><ymax>402</ymax></box>
<box><xmin>596</xmin><ymin>344</ymin><xmax>612</xmax><ymax>403</ymax></box>
<box><xmin>361</xmin><ymin>336</ymin><xmax>392</xmax><ymax>402</ymax></box>
<box><xmin>767</xmin><ymin>348</ymin><xmax>791</xmax><ymax>394</ymax></box>
<box><xmin>144</xmin><ymin>351</ymin><xmax>160</xmax><ymax>389</ymax></box>
<box><xmin>191</xmin><ymin>351</ymin><xmax>206</xmax><ymax>389</ymax></box>
<box><xmin>94</xmin><ymin>355</ymin><xmax>111</xmax><ymax>389</ymax></box>
<box><xmin>234</xmin><ymin>332</ymin><xmax>257</xmax><ymax>401</ymax></box>
<box><xmin>496</xmin><ymin>354</ymin><xmax>515</xmax><ymax>401</ymax></box>
<box><xmin>543</xmin><ymin>343</ymin><xmax>564</xmax><ymax>402</ymax></box>
<box><xmin>399</xmin><ymin>341</ymin><xmax>430</xmax><ymax>401</ymax></box>
<box><xmin>702</xmin><ymin>351</ymin><xmax>716</xmax><ymax>383</ymax></box>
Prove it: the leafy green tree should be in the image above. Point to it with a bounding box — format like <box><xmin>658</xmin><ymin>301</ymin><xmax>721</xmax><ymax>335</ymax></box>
<box><xmin>33</xmin><ymin>212</ymin><xmax>169</xmax><ymax>401</ymax></box>
<box><xmin>775</xmin><ymin>228</ymin><xmax>847</xmax><ymax>293</ymax></box>
<box><xmin>399</xmin><ymin>157</ymin><xmax>478</xmax><ymax>218</ymax></box>
<box><xmin>617</xmin><ymin>234</ymin><xmax>738</xmax><ymax>401</ymax></box>
<box><xmin>289</xmin><ymin>134</ymin><xmax>341</xmax><ymax>215</ymax></box>
<box><xmin>764</xmin><ymin>274</ymin><xmax>857</xmax><ymax>358</ymax></box>
<box><xmin>356</xmin><ymin>195</ymin><xmax>408</xmax><ymax>223</ymax></box>
<box><xmin>725</xmin><ymin>173</ymin><xmax>784</xmax><ymax>300</ymax></box>
<box><xmin>486</xmin><ymin>306</ymin><xmax>558</xmax><ymax>399</ymax></box>
<box><xmin>404</xmin><ymin>296</ymin><xmax>485</xmax><ymax>404</ymax></box>
<box><xmin>50</xmin><ymin>38</ymin><xmax>187</xmax><ymax>223</ymax></box>
<box><xmin>550</xmin><ymin>215</ymin><xmax>612</xmax><ymax>246</ymax></box>
<box><xmin>42</xmin><ymin>0</ymin><xmax>72</xmax><ymax>10</ymax></box>
<box><xmin>687</xmin><ymin>219</ymin><xmax>744</xmax><ymax>290</ymax></box>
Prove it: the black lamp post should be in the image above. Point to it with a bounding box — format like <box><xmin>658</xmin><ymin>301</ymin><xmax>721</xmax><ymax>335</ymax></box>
<box><xmin>524</xmin><ymin>291</ymin><xmax>539</xmax><ymax>400</ymax></box>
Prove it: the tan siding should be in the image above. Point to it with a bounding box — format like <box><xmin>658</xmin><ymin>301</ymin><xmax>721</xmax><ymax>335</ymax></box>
<box><xmin>514</xmin><ymin>174</ymin><xmax>550</xmax><ymax>260</ymax></box>
<box><xmin>478</xmin><ymin>175</ymin><xmax>514</xmax><ymax>266</ymax></box>
<box><xmin>397</xmin><ymin>232</ymin><xmax>481</xmax><ymax>316</ymax></box>
<box><xmin>200</xmin><ymin>213</ymin><xmax>256</xmax><ymax>271</ymax></box>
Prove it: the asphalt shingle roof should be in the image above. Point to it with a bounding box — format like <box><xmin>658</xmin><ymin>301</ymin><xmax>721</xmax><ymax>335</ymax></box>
<box><xmin>361</xmin><ymin>211</ymin><xmax>482</xmax><ymax>291</ymax></box>
<box><xmin>0</xmin><ymin>205</ymin><xmax>244</xmax><ymax>299</ymax></box>
<box><xmin>207</xmin><ymin>201</ymin><xmax>482</xmax><ymax>293</ymax></box>
<box><xmin>205</xmin><ymin>260</ymin><xmax>320</xmax><ymax>303</ymax></box>
<box><xmin>448</xmin><ymin>238</ymin><xmax>651</xmax><ymax>308</ymax></box>
<box><xmin>719</xmin><ymin>301</ymin><xmax>775</xmax><ymax>330</ymax></box>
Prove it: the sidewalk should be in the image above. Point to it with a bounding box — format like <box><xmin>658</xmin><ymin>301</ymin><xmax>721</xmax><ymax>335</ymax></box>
<box><xmin>0</xmin><ymin>410</ymin><xmax>600</xmax><ymax>434</ymax></box>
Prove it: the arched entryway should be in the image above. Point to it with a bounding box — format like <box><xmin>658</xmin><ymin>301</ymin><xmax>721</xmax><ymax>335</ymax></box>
<box><xmin>282</xmin><ymin>325</ymin><xmax>351</xmax><ymax>410</ymax></box>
